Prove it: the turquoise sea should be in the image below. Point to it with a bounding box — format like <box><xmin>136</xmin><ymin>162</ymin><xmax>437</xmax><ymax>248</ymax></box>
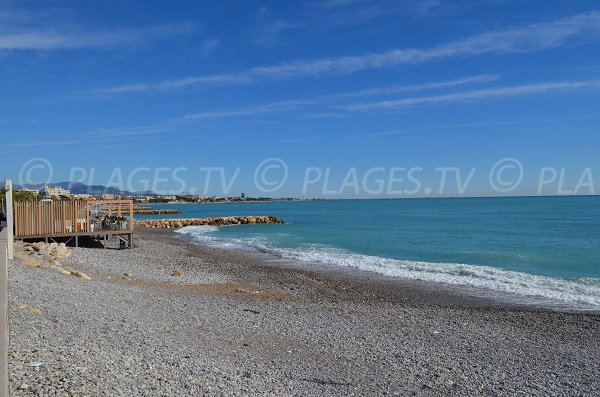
<box><xmin>141</xmin><ymin>197</ymin><xmax>600</xmax><ymax>308</ymax></box>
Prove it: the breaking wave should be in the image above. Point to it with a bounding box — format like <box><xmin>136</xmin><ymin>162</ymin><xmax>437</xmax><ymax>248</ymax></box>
<box><xmin>176</xmin><ymin>226</ymin><xmax>600</xmax><ymax>308</ymax></box>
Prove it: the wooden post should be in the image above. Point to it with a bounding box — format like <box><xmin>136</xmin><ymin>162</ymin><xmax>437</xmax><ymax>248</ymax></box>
<box><xmin>85</xmin><ymin>201</ymin><xmax>90</xmax><ymax>233</ymax></box>
<box><xmin>0</xmin><ymin>228</ymin><xmax>9</xmax><ymax>396</ymax></box>
<box><xmin>129</xmin><ymin>201</ymin><xmax>133</xmax><ymax>232</ymax></box>
<box><xmin>4</xmin><ymin>180</ymin><xmax>13</xmax><ymax>260</ymax></box>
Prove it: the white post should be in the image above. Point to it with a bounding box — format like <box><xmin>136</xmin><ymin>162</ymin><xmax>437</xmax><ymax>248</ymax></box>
<box><xmin>4</xmin><ymin>180</ymin><xmax>13</xmax><ymax>260</ymax></box>
<box><xmin>0</xmin><ymin>228</ymin><xmax>9</xmax><ymax>396</ymax></box>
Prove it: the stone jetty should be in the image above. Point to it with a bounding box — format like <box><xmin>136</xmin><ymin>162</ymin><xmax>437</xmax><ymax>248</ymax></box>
<box><xmin>133</xmin><ymin>208</ymin><xmax>182</xmax><ymax>215</ymax></box>
<box><xmin>137</xmin><ymin>215</ymin><xmax>285</xmax><ymax>229</ymax></box>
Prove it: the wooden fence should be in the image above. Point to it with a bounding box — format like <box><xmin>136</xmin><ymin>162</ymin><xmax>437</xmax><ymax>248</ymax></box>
<box><xmin>13</xmin><ymin>200</ymin><xmax>133</xmax><ymax>238</ymax></box>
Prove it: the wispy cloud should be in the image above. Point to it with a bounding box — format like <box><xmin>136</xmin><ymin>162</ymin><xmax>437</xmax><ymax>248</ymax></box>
<box><xmin>423</xmin><ymin>116</ymin><xmax>594</xmax><ymax>131</ymax></box>
<box><xmin>176</xmin><ymin>79</ymin><xmax>600</xmax><ymax>122</ymax></box>
<box><xmin>329</xmin><ymin>74</ymin><xmax>498</xmax><ymax>98</ymax></box>
<box><xmin>311</xmin><ymin>0</ymin><xmax>361</xmax><ymax>8</ymax></box>
<box><xmin>8</xmin><ymin>79</ymin><xmax>598</xmax><ymax>151</ymax></box>
<box><xmin>79</xmin><ymin>126</ymin><xmax>174</xmax><ymax>138</ymax></box>
<box><xmin>251</xmin><ymin>5</ymin><xmax>304</xmax><ymax>46</ymax></box>
<box><xmin>96</xmin><ymin>11</ymin><xmax>600</xmax><ymax>94</ymax></box>
<box><xmin>253</xmin><ymin>20</ymin><xmax>304</xmax><ymax>46</ymax></box>
<box><xmin>5</xmin><ymin>125</ymin><xmax>174</xmax><ymax>149</ymax></box>
<box><xmin>97</xmin><ymin>72</ymin><xmax>495</xmax><ymax>98</ymax></box>
<box><xmin>6</xmin><ymin>136</ymin><xmax>114</xmax><ymax>148</ymax></box>
<box><xmin>345</xmin><ymin>80</ymin><xmax>600</xmax><ymax>111</ymax></box>
<box><xmin>309</xmin><ymin>0</ymin><xmax>442</xmax><ymax>25</ymax></box>
<box><xmin>0</xmin><ymin>22</ymin><xmax>197</xmax><ymax>51</ymax></box>
<box><xmin>199</xmin><ymin>37</ymin><xmax>220</xmax><ymax>55</ymax></box>
<box><xmin>178</xmin><ymin>100</ymin><xmax>314</xmax><ymax>121</ymax></box>
<box><xmin>365</xmin><ymin>130</ymin><xmax>409</xmax><ymax>138</ymax></box>
<box><xmin>176</xmin><ymin>75</ymin><xmax>497</xmax><ymax>120</ymax></box>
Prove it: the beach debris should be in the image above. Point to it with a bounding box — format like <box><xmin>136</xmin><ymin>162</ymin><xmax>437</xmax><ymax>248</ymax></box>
<box><xmin>19</xmin><ymin>383</ymin><xmax>29</xmax><ymax>390</ymax></box>
<box><xmin>18</xmin><ymin>303</ymin><xmax>28</xmax><ymax>310</ymax></box>
<box><xmin>31</xmin><ymin>307</ymin><xmax>44</xmax><ymax>315</ymax></box>
<box><xmin>237</xmin><ymin>288</ymin><xmax>263</xmax><ymax>295</ymax></box>
<box><xmin>171</xmin><ymin>270</ymin><xmax>182</xmax><ymax>277</ymax></box>
<box><xmin>55</xmin><ymin>266</ymin><xmax>72</xmax><ymax>275</ymax></box>
<box><xmin>242</xmin><ymin>309</ymin><xmax>260</xmax><ymax>315</ymax></box>
<box><xmin>27</xmin><ymin>362</ymin><xmax>43</xmax><ymax>367</ymax></box>
<box><xmin>124</xmin><ymin>272</ymin><xmax>133</xmax><ymax>277</ymax></box>
<box><xmin>69</xmin><ymin>270</ymin><xmax>91</xmax><ymax>280</ymax></box>
<box><xmin>54</xmin><ymin>265</ymin><xmax>91</xmax><ymax>280</ymax></box>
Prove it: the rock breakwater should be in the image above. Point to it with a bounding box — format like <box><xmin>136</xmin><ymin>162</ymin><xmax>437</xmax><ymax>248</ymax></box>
<box><xmin>137</xmin><ymin>215</ymin><xmax>285</xmax><ymax>229</ymax></box>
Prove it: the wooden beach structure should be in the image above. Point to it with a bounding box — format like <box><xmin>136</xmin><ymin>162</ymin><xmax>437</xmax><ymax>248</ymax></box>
<box><xmin>12</xmin><ymin>199</ymin><xmax>134</xmax><ymax>248</ymax></box>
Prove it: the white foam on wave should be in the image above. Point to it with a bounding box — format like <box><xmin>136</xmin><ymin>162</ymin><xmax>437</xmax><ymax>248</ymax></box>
<box><xmin>176</xmin><ymin>225</ymin><xmax>220</xmax><ymax>236</ymax></box>
<box><xmin>175</xmin><ymin>225</ymin><xmax>245</xmax><ymax>248</ymax></box>
<box><xmin>175</xmin><ymin>226</ymin><xmax>600</xmax><ymax>308</ymax></box>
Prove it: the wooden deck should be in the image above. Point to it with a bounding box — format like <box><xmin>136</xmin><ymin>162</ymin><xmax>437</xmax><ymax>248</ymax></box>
<box><xmin>13</xmin><ymin>200</ymin><xmax>134</xmax><ymax>248</ymax></box>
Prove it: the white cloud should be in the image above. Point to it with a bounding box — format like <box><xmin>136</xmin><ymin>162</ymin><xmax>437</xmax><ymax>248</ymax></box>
<box><xmin>175</xmin><ymin>75</ymin><xmax>497</xmax><ymax>120</ymax></box>
<box><xmin>365</xmin><ymin>130</ymin><xmax>408</xmax><ymax>138</ymax></box>
<box><xmin>5</xmin><ymin>125</ymin><xmax>174</xmax><ymax>148</ymax></box>
<box><xmin>330</xmin><ymin>74</ymin><xmax>498</xmax><ymax>98</ymax></box>
<box><xmin>253</xmin><ymin>20</ymin><xmax>304</xmax><ymax>46</ymax></box>
<box><xmin>97</xmin><ymin>11</ymin><xmax>600</xmax><ymax>94</ymax></box>
<box><xmin>176</xmin><ymin>79</ymin><xmax>600</xmax><ymax>121</ymax></box>
<box><xmin>80</xmin><ymin>126</ymin><xmax>173</xmax><ymax>138</ymax></box>
<box><xmin>0</xmin><ymin>22</ymin><xmax>197</xmax><ymax>51</ymax></box>
<box><xmin>346</xmin><ymin>80</ymin><xmax>600</xmax><ymax>111</ymax></box>
<box><xmin>200</xmin><ymin>38</ymin><xmax>220</xmax><ymax>55</ymax></box>
<box><xmin>178</xmin><ymin>100</ymin><xmax>314</xmax><ymax>121</ymax></box>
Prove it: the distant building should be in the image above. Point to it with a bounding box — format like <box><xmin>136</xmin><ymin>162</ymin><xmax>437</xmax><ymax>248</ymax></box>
<box><xmin>19</xmin><ymin>188</ymin><xmax>40</xmax><ymax>196</ymax></box>
<box><xmin>44</xmin><ymin>185</ymin><xmax>70</xmax><ymax>198</ymax></box>
<box><xmin>101</xmin><ymin>193</ymin><xmax>115</xmax><ymax>200</ymax></box>
<box><xmin>72</xmin><ymin>193</ymin><xmax>92</xmax><ymax>199</ymax></box>
<box><xmin>241</xmin><ymin>192</ymin><xmax>246</xmax><ymax>199</ymax></box>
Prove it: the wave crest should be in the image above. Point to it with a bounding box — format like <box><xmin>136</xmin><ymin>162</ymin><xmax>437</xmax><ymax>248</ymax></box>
<box><xmin>175</xmin><ymin>226</ymin><xmax>600</xmax><ymax>308</ymax></box>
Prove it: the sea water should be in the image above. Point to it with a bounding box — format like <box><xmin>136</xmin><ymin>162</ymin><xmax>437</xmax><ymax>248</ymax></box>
<box><xmin>140</xmin><ymin>196</ymin><xmax>600</xmax><ymax>308</ymax></box>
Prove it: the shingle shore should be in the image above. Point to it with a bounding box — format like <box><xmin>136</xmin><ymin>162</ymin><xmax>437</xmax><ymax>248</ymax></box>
<box><xmin>7</xmin><ymin>230</ymin><xmax>600</xmax><ymax>396</ymax></box>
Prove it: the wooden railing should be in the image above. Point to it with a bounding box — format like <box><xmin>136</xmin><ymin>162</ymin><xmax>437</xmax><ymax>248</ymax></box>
<box><xmin>13</xmin><ymin>200</ymin><xmax>133</xmax><ymax>238</ymax></box>
<box><xmin>87</xmin><ymin>200</ymin><xmax>134</xmax><ymax>233</ymax></box>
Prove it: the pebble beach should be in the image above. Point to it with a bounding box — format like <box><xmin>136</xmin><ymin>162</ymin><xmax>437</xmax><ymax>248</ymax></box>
<box><xmin>7</xmin><ymin>228</ymin><xmax>600</xmax><ymax>396</ymax></box>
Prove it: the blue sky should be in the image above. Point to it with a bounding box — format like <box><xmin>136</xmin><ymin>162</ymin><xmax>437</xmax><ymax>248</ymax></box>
<box><xmin>2</xmin><ymin>0</ymin><xmax>600</xmax><ymax>197</ymax></box>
